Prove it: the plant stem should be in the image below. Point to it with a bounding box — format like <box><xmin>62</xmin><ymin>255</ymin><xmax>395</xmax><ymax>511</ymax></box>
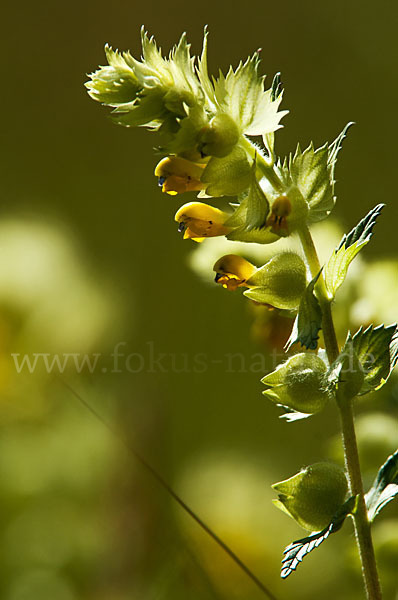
<box><xmin>298</xmin><ymin>225</ymin><xmax>382</xmax><ymax>600</ymax></box>
<box><xmin>241</xmin><ymin>136</ymin><xmax>285</xmax><ymax>194</ymax></box>
<box><xmin>297</xmin><ymin>225</ymin><xmax>339</xmax><ymax>364</ymax></box>
<box><xmin>338</xmin><ymin>398</ymin><xmax>382</xmax><ymax>600</ymax></box>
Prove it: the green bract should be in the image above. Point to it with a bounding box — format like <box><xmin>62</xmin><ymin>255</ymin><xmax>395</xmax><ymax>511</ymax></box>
<box><xmin>262</xmin><ymin>352</ymin><xmax>329</xmax><ymax>415</ymax></box>
<box><xmin>278</xmin><ymin>123</ymin><xmax>353</xmax><ymax>224</ymax></box>
<box><xmin>86</xmin><ymin>28</ymin><xmax>287</xmax><ymax>167</ymax></box>
<box><xmin>272</xmin><ymin>462</ymin><xmax>348</xmax><ymax>532</ymax></box>
<box><xmin>328</xmin><ymin>335</ymin><xmax>365</xmax><ymax>403</ymax></box>
<box><xmin>324</xmin><ymin>204</ymin><xmax>385</xmax><ymax>298</ymax></box>
<box><xmin>352</xmin><ymin>324</ymin><xmax>398</xmax><ymax>394</ymax></box>
<box><xmin>285</xmin><ymin>272</ymin><xmax>323</xmax><ymax>351</ymax></box>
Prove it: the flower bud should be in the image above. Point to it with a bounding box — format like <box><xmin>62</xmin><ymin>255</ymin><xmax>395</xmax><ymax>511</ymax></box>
<box><xmin>272</xmin><ymin>462</ymin><xmax>348</xmax><ymax>531</ymax></box>
<box><xmin>261</xmin><ymin>352</ymin><xmax>329</xmax><ymax>414</ymax></box>
<box><xmin>198</xmin><ymin>113</ymin><xmax>240</xmax><ymax>158</ymax></box>
<box><xmin>267</xmin><ymin>186</ymin><xmax>309</xmax><ymax>237</ymax></box>
<box><xmin>244</xmin><ymin>253</ymin><xmax>307</xmax><ymax>310</ymax></box>
<box><xmin>213</xmin><ymin>255</ymin><xmax>257</xmax><ymax>290</ymax></box>
<box><xmin>175</xmin><ymin>202</ymin><xmax>231</xmax><ymax>242</ymax></box>
<box><xmin>155</xmin><ymin>157</ymin><xmax>206</xmax><ymax>195</ymax></box>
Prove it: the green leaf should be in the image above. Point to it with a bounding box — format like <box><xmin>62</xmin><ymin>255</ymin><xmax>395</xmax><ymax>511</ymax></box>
<box><xmin>220</xmin><ymin>53</ymin><xmax>262</xmax><ymax>131</ymax></box>
<box><xmin>223</xmin><ymin>157</ymin><xmax>281</xmax><ymax>243</ymax></box>
<box><xmin>324</xmin><ymin>204</ymin><xmax>385</xmax><ymax>298</ymax></box>
<box><xmin>365</xmin><ymin>450</ymin><xmax>398</xmax><ymax>522</ymax></box>
<box><xmin>285</xmin><ymin>271</ymin><xmax>322</xmax><ymax>351</ymax></box>
<box><xmin>352</xmin><ymin>323</ymin><xmax>398</xmax><ymax>395</ymax></box>
<box><xmin>212</xmin><ymin>52</ymin><xmax>288</xmax><ymax>137</ymax></box>
<box><xmin>327</xmin><ymin>334</ymin><xmax>364</xmax><ymax>402</ymax></box>
<box><xmin>270</xmin><ymin>72</ymin><xmax>283</xmax><ymax>102</ymax></box>
<box><xmin>288</xmin><ymin>123</ymin><xmax>352</xmax><ymax>223</ymax></box>
<box><xmin>280</xmin><ymin>496</ymin><xmax>356</xmax><ymax>579</ymax></box>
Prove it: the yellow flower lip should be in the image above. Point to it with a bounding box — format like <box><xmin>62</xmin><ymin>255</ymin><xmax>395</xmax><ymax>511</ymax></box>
<box><xmin>155</xmin><ymin>156</ymin><xmax>206</xmax><ymax>195</ymax></box>
<box><xmin>175</xmin><ymin>202</ymin><xmax>231</xmax><ymax>242</ymax></box>
<box><xmin>213</xmin><ymin>254</ymin><xmax>257</xmax><ymax>290</ymax></box>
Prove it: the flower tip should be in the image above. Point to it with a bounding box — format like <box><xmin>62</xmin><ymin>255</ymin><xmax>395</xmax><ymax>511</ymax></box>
<box><xmin>213</xmin><ymin>255</ymin><xmax>257</xmax><ymax>290</ymax></box>
<box><xmin>155</xmin><ymin>156</ymin><xmax>206</xmax><ymax>195</ymax></box>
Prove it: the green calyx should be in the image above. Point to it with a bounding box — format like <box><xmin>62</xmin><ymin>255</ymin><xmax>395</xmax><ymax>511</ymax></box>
<box><xmin>198</xmin><ymin>113</ymin><xmax>240</xmax><ymax>158</ymax></box>
<box><xmin>272</xmin><ymin>462</ymin><xmax>348</xmax><ymax>531</ymax></box>
<box><xmin>244</xmin><ymin>253</ymin><xmax>307</xmax><ymax>310</ymax></box>
<box><xmin>262</xmin><ymin>352</ymin><xmax>329</xmax><ymax>414</ymax></box>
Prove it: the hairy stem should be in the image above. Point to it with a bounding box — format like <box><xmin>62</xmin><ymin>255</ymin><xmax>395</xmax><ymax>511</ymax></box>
<box><xmin>298</xmin><ymin>225</ymin><xmax>382</xmax><ymax>600</ymax></box>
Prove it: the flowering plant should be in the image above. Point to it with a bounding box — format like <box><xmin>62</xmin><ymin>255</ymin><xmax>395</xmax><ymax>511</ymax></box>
<box><xmin>87</xmin><ymin>28</ymin><xmax>398</xmax><ymax>599</ymax></box>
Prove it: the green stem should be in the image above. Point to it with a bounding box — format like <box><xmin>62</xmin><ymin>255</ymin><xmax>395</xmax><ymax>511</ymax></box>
<box><xmin>298</xmin><ymin>225</ymin><xmax>382</xmax><ymax>600</ymax></box>
<box><xmin>297</xmin><ymin>226</ymin><xmax>339</xmax><ymax>364</ymax></box>
<box><xmin>338</xmin><ymin>398</ymin><xmax>382</xmax><ymax>600</ymax></box>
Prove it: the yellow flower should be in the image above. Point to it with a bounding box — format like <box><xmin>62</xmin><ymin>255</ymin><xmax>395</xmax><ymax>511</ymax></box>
<box><xmin>213</xmin><ymin>255</ymin><xmax>257</xmax><ymax>290</ymax></box>
<box><xmin>175</xmin><ymin>202</ymin><xmax>232</xmax><ymax>242</ymax></box>
<box><xmin>155</xmin><ymin>156</ymin><xmax>206</xmax><ymax>195</ymax></box>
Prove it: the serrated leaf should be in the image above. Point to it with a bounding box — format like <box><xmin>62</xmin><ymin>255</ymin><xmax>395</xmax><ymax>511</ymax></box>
<box><xmin>281</xmin><ymin>496</ymin><xmax>356</xmax><ymax>579</ymax></box>
<box><xmin>270</xmin><ymin>72</ymin><xmax>283</xmax><ymax>102</ymax></box>
<box><xmin>365</xmin><ymin>450</ymin><xmax>398</xmax><ymax>522</ymax></box>
<box><xmin>212</xmin><ymin>53</ymin><xmax>288</xmax><ymax>137</ymax></box>
<box><xmin>352</xmin><ymin>323</ymin><xmax>398</xmax><ymax>394</ymax></box>
<box><xmin>285</xmin><ymin>272</ymin><xmax>322</xmax><ymax>351</ymax></box>
<box><xmin>324</xmin><ymin>204</ymin><xmax>385</xmax><ymax>297</ymax></box>
<box><xmin>290</xmin><ymin>142</ymin><xmax>331</xmax><ymax>215</ymax></box>
<box><xmin>196</xmin><ymin>26</ymin><xmax>218</xmax><ymax>111</ymax></box>
<box><xmin>288</xmin><ymin>123</ymin><xmax>352</xmax><ymax>223</ymax></box>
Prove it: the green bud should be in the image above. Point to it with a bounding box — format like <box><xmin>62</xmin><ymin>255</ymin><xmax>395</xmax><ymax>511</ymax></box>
<box><xmin>272</xmin><ymin>462</ymin><xmax>348</xmax><ymax>531</ymax></box>
<box><xmin>261</xmin><ymin>352</ymin><xmax>329</xmax><ymax>414</ymax></box>
<box><xmin>244</xmin><ymin>252</ymin><xmax>307</xmax><ymax>310</ymax></box>
<box><xmin>198</xmin><ymin>113</ymin><xmax>240</xmax><ymax>158</ymax></box>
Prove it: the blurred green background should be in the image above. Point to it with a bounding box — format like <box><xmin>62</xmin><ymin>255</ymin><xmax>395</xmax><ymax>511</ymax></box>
<box><xmin>1</xmin><ymin>1</ymin><xmax>398</xmax><ymax>599</ymax></box>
